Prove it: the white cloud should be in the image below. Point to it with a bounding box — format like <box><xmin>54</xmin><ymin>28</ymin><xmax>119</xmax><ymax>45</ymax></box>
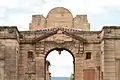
<box><xmin>0</xmin><ymin>0</ymin><xmax>20</xmax><ymax>9</ymax></box>
<box><xmin>47</xmin><ymin>50</ymin><xmax>73</xmax><ymax>77</ymax></box>
<box><xmin>0</xmin><ymin>0</ymin><xmax>120</xmax><ymax>31</ymax></box>
<box><xmin>6</xmin><ymin>13</ymin><xmax>32</xmax><ymax>31</ymax></box>
<box><xmin>0</xmin><ymin>8</ymin><xmax>7</xmax><ymax>18</ymax></box>
<box><xmin>28</xmin><ymin>0</ymin><xmax>120</xmax><ymax>17</ymax></box>
<box><xmin>44</xmin><ymin>0</ymin><xmax>51</xmax><ymax>2</ymax></box>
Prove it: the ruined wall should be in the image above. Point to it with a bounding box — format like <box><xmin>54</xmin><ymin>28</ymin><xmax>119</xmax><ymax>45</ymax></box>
<box><xmin>29</xmin><ymin>7</ymin><xmax>90</xmax><ymax>31</ymax></box>
<box><xmin>73</xmin><ymin>15</ymin><xmax>90</xmax><ymax>30</ymax></box>
<box><xmin>30</xmin><ymin>15</ymin><xmax>46</xmax><ymax>30</ymax></box>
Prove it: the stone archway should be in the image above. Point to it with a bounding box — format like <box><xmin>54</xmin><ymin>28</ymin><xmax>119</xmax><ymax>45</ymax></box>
<box><xmin>35</xmin><ymin>35</ymin><xmax>85</xmax><ymax>80</ymax></box>
<box><xmin>44</xmin><ymin>48</ymin><xmax>75</xmax><ymax>80</ymax></box>
<box><xmin>18</xmin><ymin>27</ymin><xmax>87</xmax><ymax>80</ymax></box>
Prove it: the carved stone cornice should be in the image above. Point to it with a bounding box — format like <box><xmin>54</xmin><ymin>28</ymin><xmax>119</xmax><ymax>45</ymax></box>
<box><xmin>20</xmin><ymin>27</ymin><xmax>89</xmax><ymax>43</ymax></box>
<box><xmin>59</xmin><ymin>27</ymin><xmax>87</xmax><ymax>42</ymax></box>
<box><xmin>0</xmin><ymin>26</ymin><xmax>19</xmax><ymax>42</ymax></box>
<box><xmin>20</xmin><ymin>28</ymin><xmax>59</xmax><ymax>43</ymax></box>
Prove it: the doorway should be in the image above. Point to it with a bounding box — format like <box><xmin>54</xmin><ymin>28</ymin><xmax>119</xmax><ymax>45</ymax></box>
<box><xmin>45</xmin><ymin>48</ymin><xmax>75</xmax><ymax>80</ymax></box>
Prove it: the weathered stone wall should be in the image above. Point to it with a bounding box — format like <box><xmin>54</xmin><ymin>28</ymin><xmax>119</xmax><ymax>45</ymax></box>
<box><xmin>30</xmin><ymin>15</ymin><xmax>46</xmax><ymax>30</ymax></box>
<box><xmin>0</xmin><ymin>42</ymin><xmax>5</xmax><ymax>80</ymax></box>
<box><xmin>46</xmin><ymin>7</ymin><xmax>73</xmax><ymax>28</ymax></box>
<box><xmin>43</xmin><ymin>40</ymin><xmax>84</xmax><ymax>80</ymax></box>
<box><xmin>83</xmin><ymin>31</ymin><xmax>101</xmax><ymax>80</ymax></box>
<box><xmin>18</xmin><ymin>27</ymin><xmax>101</xmax><ymax>80</ymax></box>
<box><xmin>0</xmin><ymin>27</ymin><xmax>19</xmax><ymax>80</ymax></box>
<box><xmin>73</xmin><ymin>15</ymin><xmax>90</xmax><ymax>30</ymax></box>
<box><xmin>1</xmin><ymin>25</ymin><xmax>120</xmax><ymax>80</ymax></box>
<box><xmin>18</xmin><ymin>43</ymin><xmax>36</xmax><ymax>80</ymax></box>
<box><xmin>100</xmin><ymin>27</ymin><xmax>120</xmax><ymax>80</ymax></box>
<box><xmin>29</xmin><ymin>7</ymin><xmax>90</xmax><ymax>31</ymax></box>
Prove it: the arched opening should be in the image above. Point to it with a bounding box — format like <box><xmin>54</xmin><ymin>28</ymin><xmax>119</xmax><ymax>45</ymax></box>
<box><xmin>45</xmin><ymin>48</ymin><xmax>75</xmax><ymax>80</ymax></box>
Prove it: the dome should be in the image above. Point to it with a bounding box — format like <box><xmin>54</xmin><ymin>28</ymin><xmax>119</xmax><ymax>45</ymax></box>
<box><xmin>46</xmin><ymin>7</ymin><xmax>73</xmax><ymax>28</ymax></box>
<box><xmin>47</xmin><ymin>7</ymin><xmax>73</xmax><ymax>18</ymax></box>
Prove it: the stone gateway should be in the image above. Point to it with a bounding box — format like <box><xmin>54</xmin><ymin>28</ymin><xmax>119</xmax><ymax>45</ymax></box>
<box><xmin>0</xmin><ymin>7</ymin><xmax>119</xmax><ymax>80</ymax></box>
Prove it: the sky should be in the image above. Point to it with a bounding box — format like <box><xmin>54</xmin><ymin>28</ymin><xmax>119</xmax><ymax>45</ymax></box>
<box><xmin>0</xmin><ymin>0</ymin><xmax>120</xmax><ymax>31</ymax></box>
<box><xmin>1</xmin><ymin>0</ymin><xmax>120</xmax><ymax>77</ymax></box>
<box><xmin>46</xmin><ymin>50</ymin><xmax>73</xmax><ymax>77</ymax></box>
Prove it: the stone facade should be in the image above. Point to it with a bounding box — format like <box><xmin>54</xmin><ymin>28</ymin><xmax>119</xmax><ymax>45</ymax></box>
<box><xmin>0</xmin><ymin>7</ymin><xmax>119</xmax><ymax>80</ymax></box>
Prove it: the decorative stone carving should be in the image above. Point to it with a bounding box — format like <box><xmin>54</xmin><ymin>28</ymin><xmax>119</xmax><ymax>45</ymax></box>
<box><xmin>26</xmin><ymin>61</ymin><xmax>36</xmax><ymax>74</ymax></box>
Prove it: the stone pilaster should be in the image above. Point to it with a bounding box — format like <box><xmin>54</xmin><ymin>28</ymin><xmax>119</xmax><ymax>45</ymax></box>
<box><xmin>36</xmin><ymin>54</ymin><xmax>45</xmax><ymax>80</ymax></box>
<box><xmin>4</xmin><ymin>40</ymin><xmax>18</xmax><ymax>80</ymax></box>
<box><xmin>74</xmin><ymin>54</ymin><xmax>84</xmax><ymax>80</ymax></box>
<box><xmin>103</xmin><ymin>40</ymin><xmax>115</xmax><ymax>80</ymax></box>
<box><xmin>18</xmin><ymin>51</ymin><xmax>24</xmax><ymax>80</ymax></box>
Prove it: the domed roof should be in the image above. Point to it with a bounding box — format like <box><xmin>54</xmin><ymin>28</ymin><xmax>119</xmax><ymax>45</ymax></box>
<box><xmin>46</xmin><ymin>7</ymin><xmax>73</xmax><ymax>18</ymax></box>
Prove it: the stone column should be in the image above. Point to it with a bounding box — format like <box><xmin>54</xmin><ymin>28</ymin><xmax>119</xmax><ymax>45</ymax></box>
<box><xmin>74</xmin><ymin>53</ymin><xmax>84</xmax><ymax>80</ymax></box>
<box><xmin>4</xmin><ymin>43</ymin><xmax>18</xmax><ymax>80</ymax></box>
<box><xmin>103</xmin><ymin>40</ymin><xmax>115</xmax><ymax>80</ymax></box>
<box><xmin>36</xmin><ymin>54</ymin><xmax>45</xmax><ymax>80</ymax></box>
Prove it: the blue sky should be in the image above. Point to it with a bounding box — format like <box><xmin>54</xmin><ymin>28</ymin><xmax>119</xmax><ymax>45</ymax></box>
<box><xmin>0</xmin><ymin>0</ymin><xmax>120</xmax><ymax>31</ymax></box>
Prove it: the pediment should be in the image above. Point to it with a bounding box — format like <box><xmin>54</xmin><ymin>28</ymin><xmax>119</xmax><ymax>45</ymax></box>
<box><xmin>32</xmin><ymin>28</ymin><xmax>87</xmax><ymax>43</ymax></box>
<box><xmin>43</xmin><ymin>30</ymin><xmax>73</xmax><ymax>43</ymax></box>
<box><xmin>39</xmin><ymin>28</ymin><xmax>87</xmax><ymax>43</ymax></box>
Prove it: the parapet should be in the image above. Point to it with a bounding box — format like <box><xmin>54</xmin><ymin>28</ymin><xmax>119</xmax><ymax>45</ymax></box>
<box><xmin>29</xmin><ymin>15</ymin><xmax>46</xmax><ymax>30</ymax></box>
<box><xmin>29</xmin><ymin>7</ymin><xmax>90</xmax><ymax>31</ymax></box>
<box><xmin>0</xmin><ymin>26</ymin><xmax>19</xmax><ymax>40</ymax></box>
<box><xmin>73</xmin><ymin>15</ymin><xmax>90</xmax><ymax>30</ymax></box>
<box><xmin>74</xmin><ymin>15</ymin><xmax>88</xmax><ymax>23</ymax></box>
